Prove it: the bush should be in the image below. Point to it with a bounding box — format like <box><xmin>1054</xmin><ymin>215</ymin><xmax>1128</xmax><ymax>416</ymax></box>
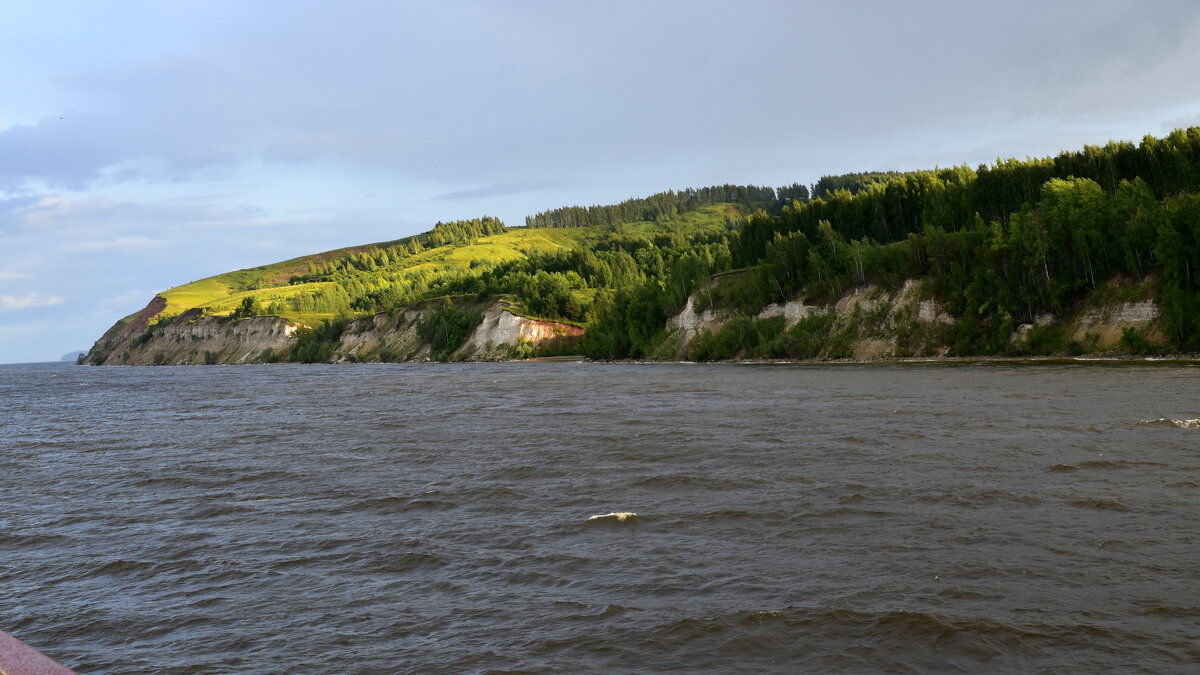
<box><xmin>292</xmin><ymin>315</ymin><xmax>352</xmax><ymax>363</ymax></box>
<box><xmin>1119</xmin><ymin>326</ymin><xmax>1158</xmax><ymax>355</ymax></box>
<box><xmin>416</xmin><ymin>298</ymin><xmax>482</xmax><ymax>360</ymax></box>
<box><xmin>689</xmin><ymin>316</ymin><xmax>786</xmax><ymax>361</ymax></box>
<box><xmin>508</xmin><ymin>336</ymin><xmax>534</xmax><ymax>359</ymax></box>
<box><xmin>767</xmin><ymin>313</ymin><xmax>835</xmax><ymax>359</ymax></box>
<box><xmin>1018</xmin><ymin>323</ymin><xmax>1066</xmax><ymax>355</ymax></box>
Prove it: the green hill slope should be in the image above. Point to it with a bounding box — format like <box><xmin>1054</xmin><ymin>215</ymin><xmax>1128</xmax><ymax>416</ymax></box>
<box><xmin>146</xmin><ymin>204</ymin><xmax>739</xmax><ymax>327</ymax></box>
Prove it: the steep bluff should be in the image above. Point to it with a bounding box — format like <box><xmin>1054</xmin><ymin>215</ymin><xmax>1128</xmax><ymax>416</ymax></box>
<box><xmin>83</xmin><ymin>298</ymin><xmax>584</xmax><ymax>365</ymax></box>
<box><xmin>86</xmin><ymin>306</ymin><xmax>298</xmax><ymax>365</ymax></box>
<box><xmin>330</xmin><ymin>302</ymin><xmax>583</xmax><ymax>362</ymax></box>
<box><xmin>664</xmin><ymin>275</ymin><xmax>1163</xmax><ymax>360</ymax></box>
<box><xmin>455</xmin><ymin>304</ymin><xmax>584</xmax><ymax>360</ymax></box>
<box><xmin>83</xmin><ymin>276</ymin><xmax>1169</xmax><ymax>365</ymax></box>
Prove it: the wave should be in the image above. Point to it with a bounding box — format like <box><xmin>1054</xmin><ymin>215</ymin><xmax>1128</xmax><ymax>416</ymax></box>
<box><xmin>1140</xmin><ymin>605</ymin><xmax>1200</xmax><ymax>617</ymax></box>
<box><xmin>587</xmin><ymin>512</ymin><xmax>639</xmax><ymax>522</ymax></box>
<box><xmin>1136</xmin><ymin>417</ymin><xmax>1200</xmax><ymax>429</ymax></box>
<box><xmin>1069</xmin><ymin>498</ymin><xmax>1130</xmax><ymax>511</ymax></box>
<box><xmin>347</xmin><ymin>493</ymin><xmax>456</xmax><ymax>513</ymax></box>
<box><xmin>269</xmin><ymin>550</ymin><xmax>447</xmax><ymax>573</ymax></box>
<box><xmin>630</xmin><ymin>474</ymin><xmax>761</xmax><ymax>490</ymax></box>
<box><xmin>1078</xmin><ymin>459</ymin><xmax>1167</xmax><ymax>470</ymax></box>
<box><xmin>641</xmin><ymin>606</ymin><xmax>1142</xmax><ymax>669</ymax></box>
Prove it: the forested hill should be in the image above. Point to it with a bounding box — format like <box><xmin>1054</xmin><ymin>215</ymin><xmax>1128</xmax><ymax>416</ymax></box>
<box><xmin>524</xmin><ymin>183</ymin><xmax>810</xmax><ymax>228</ymax></box>
<box><xmin>84</xmin><ymin>127</ymin><xmax>1200</xmax><ymax>365</ymax></box>
<box><xmin>584</xmin><ymin>127</ymin><xmax>1200</xmax><ymax>359</ymax></box>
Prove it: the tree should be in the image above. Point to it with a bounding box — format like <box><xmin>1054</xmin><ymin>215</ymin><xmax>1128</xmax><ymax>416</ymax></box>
<box><xmin>232</xmin><ymin>295</ymin><xmax>262</xmax><ymax>319</ymax></box>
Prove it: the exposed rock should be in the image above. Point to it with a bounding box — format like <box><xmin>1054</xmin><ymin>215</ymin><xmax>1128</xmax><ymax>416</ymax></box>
<box><xmin>757</xmin><ymin>299</ymin><xmax>819</xmax><ymax>324</ymax></box>
<box><xmin>455</xmin><ymin>304</ymin><xmax>584</xmax><ymax>360</ymax></box>
<box><xmin>333</xmin><ymin>310</ymin><xmax>428</xmax><ymax>362</ymax></box>
<box><xmin>916</xmin><ymin>300</ymin><xmax>950</xmax><ymax>323</ymax></box>
<box><xmin>1112</xmin><ymin>301</ymin><xmax>1158</xmax><ymax>323</ymax></box>
<box><xmin>835</xmin><ymin>285</ymin><xmax>882</xmax><ymax>315</ymax></box>
<box><xmin>84</xmin><ymin>297</ymin><xmax>584</xmax><ymax>365</ymax></box>
<box><xmin>86</xmin><ymin>309</ymin><xmax>297</xmax><ymax>366</ymax></box>
<box><xmin>667</xmin><ymin>296</ymin><xmax>730</xmax><ymax>351</ymax></box>
<box><xmin>1071</xmin><ymin>300</ymin><xmax>1161</xmax><ymax>348</ymax></box>
<box><xmin>666</xmin><ymin>277</ymin><xmax>956</xmax><ymax>360</ymax></box>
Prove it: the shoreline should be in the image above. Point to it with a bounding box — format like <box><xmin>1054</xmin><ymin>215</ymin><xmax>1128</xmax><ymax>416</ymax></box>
<box><xmin>585</xmin><ymin>354</ymin><xmax>1200</xmax><ymax>367</ymax></box>
<box><xmin>53</xmin><ymin>353</ymin><xmax>1200</xmax><ymax>368</ymax></box>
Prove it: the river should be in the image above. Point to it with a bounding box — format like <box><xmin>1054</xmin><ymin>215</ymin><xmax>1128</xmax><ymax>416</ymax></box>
<box><xmin>2</xmin><ymin>361</ymin><xmax>1197</xmax><ymax>673</ymax></box>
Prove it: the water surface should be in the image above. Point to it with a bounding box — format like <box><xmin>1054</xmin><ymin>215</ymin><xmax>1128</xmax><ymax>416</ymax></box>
<box><xmin>2</xmin><ymin>361</ymin><xmax>1198</xmax><ymax>672</ymax></box>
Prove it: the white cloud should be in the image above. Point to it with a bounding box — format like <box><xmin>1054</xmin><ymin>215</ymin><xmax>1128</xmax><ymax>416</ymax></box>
<box><xmin>0</xmin><ymin>271</ymin><xmax>29</xmax><ymax>280</ymax></box>
<box><xmin>0</xmin><ymin>292</ymin><xmax>64</xmax><ymax>310</ymax></box>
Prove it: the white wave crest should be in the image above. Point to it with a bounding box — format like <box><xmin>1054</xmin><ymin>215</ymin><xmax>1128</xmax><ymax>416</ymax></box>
<box><xmin>588</xmin><ymin>511</ymin><xmax>639</xmax><ymax>522</ymax></box>
<box><xmin>1137</xmin><ymin>418</ymin><xmax>1200</xmax><ymax>429</ymax></box>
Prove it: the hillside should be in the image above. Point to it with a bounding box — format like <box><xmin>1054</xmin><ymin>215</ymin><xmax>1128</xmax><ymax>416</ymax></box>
<box><xmin>82</xmin><ymin>202</ymin><xmax>746</xmax><ymax>364</ymax></box>
<box><xmin>83</xmin><ymin>128</ymin><xmax>1200</xmax><ymax>365</ymax></box>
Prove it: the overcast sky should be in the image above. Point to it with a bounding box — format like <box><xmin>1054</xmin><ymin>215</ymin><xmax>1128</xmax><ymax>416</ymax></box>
<box><xmin>3</xmin><ymin>0</ymin><xmax>1200</xmax><ymax>363</ymax></box>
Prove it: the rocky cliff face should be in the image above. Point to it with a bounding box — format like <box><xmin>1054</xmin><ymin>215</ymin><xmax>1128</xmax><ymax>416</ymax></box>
<box><xmin>331</xmin><ymin>309</ymin><xmax>428</xmax><ymax>362</ymax></box>
<box><xmin>1070</xmin><ymin>300</ymin><xmax>1160</xmax><ymax>347</ymax></box>
<box><xmin>85</xmin><ymin>305</ymin><xmax>298</xmax><ymax>365</ymax></box>
<box><xmin>84</xmin><ymin>298</ymin><xmax>584</xmax><ymax>365</ymax></box>
<box><xmin>667</xmin><ymin>279</ymin><xmax>955</xmax><ymax>360</ymax></box>
<box><xmin>455</xmin><ymin>304</ymin><xmax>584</xmax><ymax>360</ymax></box>
<box><xmin>665</xmin><ymin>275</ymin><xmax>1162</xmax><ymax>360</ymax></box>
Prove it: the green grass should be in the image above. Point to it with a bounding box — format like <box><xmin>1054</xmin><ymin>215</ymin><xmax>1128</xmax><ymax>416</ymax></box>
<box><xmin>207</xmin><ymin>282</ymin><xmax>340</xmax><ymax>311</ymax></box>
<box><xmin>143</xmin><ymin>204</ymin><xmax>740</xmax><ymax>326</ymax></box>
<box><xmin>157</xmin><ymin>278</ymin><xmax>235</xmax><ymax>320</ymax></box>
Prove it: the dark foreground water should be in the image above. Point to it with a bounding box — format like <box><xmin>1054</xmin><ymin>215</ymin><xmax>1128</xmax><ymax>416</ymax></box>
<box><xmin>2</xmin><ymin>361</ymin><xmax>1198</xmax><ymax>673</ymax></box>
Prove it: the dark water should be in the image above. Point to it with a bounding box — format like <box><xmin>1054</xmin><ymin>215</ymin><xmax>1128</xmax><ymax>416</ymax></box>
<box><xmin>2</xmin><ymin>361</ymin><xmax>1198</xmax><ymax>673</ymax></box>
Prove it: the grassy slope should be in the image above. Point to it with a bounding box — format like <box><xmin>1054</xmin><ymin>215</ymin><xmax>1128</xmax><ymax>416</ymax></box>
<box><xmin>143</xmin><ymin>204</ymin><xmax>735</xmax><ymax>326</ymax></box>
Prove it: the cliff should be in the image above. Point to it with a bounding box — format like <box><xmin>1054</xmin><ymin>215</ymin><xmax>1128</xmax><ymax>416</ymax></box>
<box><xmin>330</xmin><ymin>302</ymin><xmax>583</xmax><ymax>362</ymax></box>
<box><xmin>82</xmin><ymin>298</ymin><xmax>584</xmax><ymax>365</ymax></box>
<box><xmin>454</xmin><ymin>303</ymin><xmax>584</xmax><ymax>360</ymax></box>
<box><xmin>662</xmin><ymin>275</ymin><xmax>1164</xmax><ymax>361</ymax></box>
<box><xmin>85</xmin><ymin>305</ymin><xmax>298</xmax><ymax>365</ymax></box>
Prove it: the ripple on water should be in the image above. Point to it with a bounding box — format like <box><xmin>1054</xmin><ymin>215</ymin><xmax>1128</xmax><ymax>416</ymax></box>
<box><xmin>2</xmin><ymin>362</ymin><xmax>1197</xmax><ymax>673</ymax></box>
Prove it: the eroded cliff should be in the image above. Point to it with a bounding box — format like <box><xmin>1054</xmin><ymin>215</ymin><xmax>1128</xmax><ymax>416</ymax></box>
<box><xmin>83</xmin><ymin>298</ymin><xmax>584</xmax><ymax>365</ymax></box>
<box><xmin>86</xmin><ymin>306</ymin><xmax>298</xmax><ymax>366</ymax></box>
<box><xmin>664</xmin><ymin>275</ymin><xmax>1163</xmax><ymax>360</ymax></box>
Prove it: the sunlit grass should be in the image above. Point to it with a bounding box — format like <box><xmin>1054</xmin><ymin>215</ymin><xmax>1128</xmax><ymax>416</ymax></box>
<box><xmin>143</xmin><ymin>205</ymin><xmax>740</xmax><ymax>325</ymax></box>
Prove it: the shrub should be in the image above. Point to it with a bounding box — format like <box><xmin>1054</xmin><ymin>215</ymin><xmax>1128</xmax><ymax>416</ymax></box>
<box><xmin>416</xmin><ymin>298</ymin><xmax>482</xmax><ymax>360</ymax></box>
<box><xmin>1119</xmin><ymin>326</ymin><xmax>1158</xmax><ymax>355</ymax></box>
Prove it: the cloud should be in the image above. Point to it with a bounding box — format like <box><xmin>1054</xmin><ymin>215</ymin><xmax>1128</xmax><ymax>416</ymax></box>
<box><xmin>1</xmin><ymin>194</ymin><xmax>280</xmax><ymax>237</ymax></box>
<box><xmin>0</xmin><ymin>292</ymin><xmax>64</xmax><ymax>310</ymax></box>
<box><xmin>1</xmin><ymin>0</ymin><xmax>1195</xmax><ymax>197</ymax></box>
<box><xmin>0</xmin><ymin>271</ymin><xmax>29</xmax><ymax>280</ymax></box>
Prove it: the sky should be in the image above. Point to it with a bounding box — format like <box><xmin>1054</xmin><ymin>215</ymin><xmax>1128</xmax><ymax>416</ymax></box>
<box><xmin>3</xmin><ymin>0</ymin><xmax>1200</xmax><ymax>363</ymax></box>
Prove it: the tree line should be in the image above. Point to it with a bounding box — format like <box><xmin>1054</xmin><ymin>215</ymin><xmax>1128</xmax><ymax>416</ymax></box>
<box><xmin>524</xmin><ymin>184</ymin><xmax>809</xmax><ymax>229</ymax></box>
<box><xmin>582</xmin><ymin>128</ymin><xmax>1200</xmax><ymax>358</ymax></box>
